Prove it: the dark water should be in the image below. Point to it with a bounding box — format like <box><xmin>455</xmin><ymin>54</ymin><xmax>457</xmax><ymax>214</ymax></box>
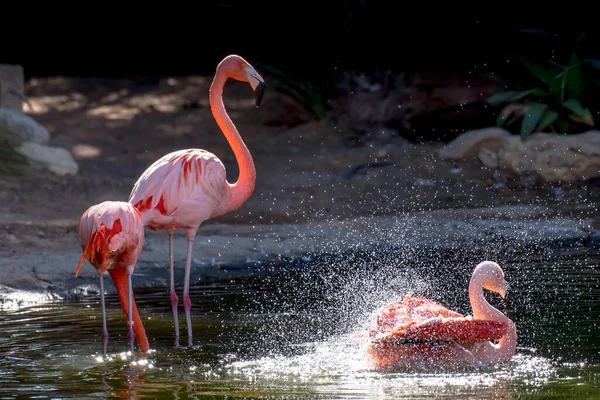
<box><xmin>0</xmin><ymin>244</ymin><xmax>599</xmax><ymax>399</ymax></box>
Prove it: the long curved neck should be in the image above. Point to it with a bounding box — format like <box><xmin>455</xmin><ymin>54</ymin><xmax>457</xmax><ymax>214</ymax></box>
<box><xmin>209</xmin><ymin>72</ymin><xmax>256</xmax><ymax>218</ymax></box>
<box><xmin>469</xmin><ymin>275</ymin><xmax>517</xmax><ymax>364</ymax></box>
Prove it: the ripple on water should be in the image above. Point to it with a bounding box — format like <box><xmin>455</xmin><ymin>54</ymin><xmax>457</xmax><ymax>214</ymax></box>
<box><xmin>0</xmin><ymin>245</ymin><xmax>599</xmax><ymax>398</ymax></box>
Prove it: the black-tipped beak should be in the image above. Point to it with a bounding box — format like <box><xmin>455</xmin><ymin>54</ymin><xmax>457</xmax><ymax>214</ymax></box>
<box><xmin>254</xmin><ymin>81</ymin><xmax>265</xmax><ymax>107</ymax></box>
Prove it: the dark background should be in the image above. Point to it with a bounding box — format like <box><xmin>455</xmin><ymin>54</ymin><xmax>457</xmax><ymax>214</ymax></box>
<box><xmin>3</xmin><ymin>3</ymin><xmax>598</xmax><ymax>83</ymax></box>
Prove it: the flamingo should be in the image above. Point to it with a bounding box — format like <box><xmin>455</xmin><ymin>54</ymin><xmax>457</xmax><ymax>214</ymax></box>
<box><xmin>128</xmin><ymin>54</ymin><xmax>265</xmax><ymax>346</ymax></box>
<box><xmin>76</xmin><ymin>201</ymin><xmax>150</xmax><ymax>356</ymax></box>
<box><xmin>366</xmin><ymin>261</ymin><xmax>517</xmax><ymax>371</ymax></box>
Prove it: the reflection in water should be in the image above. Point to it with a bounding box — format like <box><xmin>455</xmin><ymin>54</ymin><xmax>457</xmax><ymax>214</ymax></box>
<box><xmin>0</xmin><ymin>245</ymin><xmax>598</xmax><ymax>398</ymax></box>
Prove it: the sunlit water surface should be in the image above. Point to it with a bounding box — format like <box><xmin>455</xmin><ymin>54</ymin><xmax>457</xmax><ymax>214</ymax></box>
<box><xmin>0</xmin><ymin>244</ymin><xmax>599</xmax><ymax>399</ymax></box>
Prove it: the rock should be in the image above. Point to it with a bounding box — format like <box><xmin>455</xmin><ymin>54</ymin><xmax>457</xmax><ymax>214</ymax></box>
<box><xmin>477</xmin><ymin>146</ymin><xmax>499</xmax><ymax>169</ymax></box>
<box><xmin>0</xmin><ymin>109</ymin><xmax>50</xmax><ymax>147</ymax></box>
<box><xmin>15</xmin><ymin>142</ymin><xmax>79</xmax><ymax>175</ymax></box>
<box><xmin>496</xmin><ymin>131</ymin><xmax>600</xmax><ymax>182</ymax></box>
<box><xmin>438</xmin><ymin>127</ymin><xmax>512</xmax><ymax>161</ymax></box>
<box><xmin>443</xmin><ymin>127</ymin><xmax>600</xmax><ymax>183</ymax></box>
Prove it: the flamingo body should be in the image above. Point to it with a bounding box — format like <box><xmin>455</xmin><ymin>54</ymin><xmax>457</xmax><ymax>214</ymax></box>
<box><xmin>366</xmin><ymin>261</ymin><xmax>517</xmax><ymax>371</ymax></box>
<box><xmin>128</xmin><ymin>54</ymin><xmax>265</xmax><ymax>347</ymax></box>
<box><xmin>129</xmin><ymin>148</ymin><xmax>227</xmax><ymax>231</ymax></box>
<box><xmin>368</xmin><ymin>296</ymin><xmax>508</xmax><ymax>344</ymax></box>
<box><xmin>76</xmin><ymin>201</ymin><xmax>149</xmax><ymax>355</ymax></box>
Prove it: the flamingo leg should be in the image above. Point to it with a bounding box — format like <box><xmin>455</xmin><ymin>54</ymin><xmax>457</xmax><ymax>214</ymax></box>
<box><xmin>127</xmin><ymin>271</ymin><xmax>135</xmax><ymax>354</ymax></box>
<box><xmin>183</xmin><ymin>231</ymin><xmax>196</xmax><ymax>347</ymax></box>
<box><xmin>167</xmin><ymin>228</ymin><xmax>180</xmax><ymax>347</ymax></box>
<box><xmin>99</xmin><ymin>272</ymin><xmax>109</xmax><ymax>357</ymax></box>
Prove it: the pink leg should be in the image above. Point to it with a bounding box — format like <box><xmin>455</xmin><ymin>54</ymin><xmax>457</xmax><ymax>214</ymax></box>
<box><xmin>127</xmin><ymin>272</ymin><xmax>135</xmax><ymax>354</ymax></box>
<box><xmin>168</xmin><ymin>229</ymin><xmax>180</xmax><ymax>347</ymax></box>
<box><xmin>183</xmin><ymin>230</ymin><xmax>197</xmax><ymax>347</ymax></box>
<box><xmin>99</xmin><ymin>272</ymin><xmax>109</xmax><ymax>357</ymax></box>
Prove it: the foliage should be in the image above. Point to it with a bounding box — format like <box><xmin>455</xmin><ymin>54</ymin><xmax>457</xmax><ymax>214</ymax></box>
<box><xmin>485</xmin><ymin>30</ymin><xmax>600</xmax><ymax>138</ymax></box>
<box><xmin>257</xmin><ymin>64</ymin><xmax>327</xmax><ymax>120</ymax></box>
<box><xmin>0</xmin><ymin>140</ymin><xmax>27</xmax><ymax>176</ymax></box>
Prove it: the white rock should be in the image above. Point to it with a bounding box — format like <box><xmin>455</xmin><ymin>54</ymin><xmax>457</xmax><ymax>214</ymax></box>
<box><xmin>438</xmin><ymin>127</ymin><xmax>512</xmax><ymax>161</ymax></box>
<box><xmin>497</xmin><ymin>131</ymin><xmax>600</xmax><ymax>182</ymax></box>
<box><xmin>478</xmin><ymin>146</ymin><xmax>499</xmax><ymax>169</ymax></box>
<box><xmin>16</xmin><ymin>142</ymin><xmax>79</xmax><ymax>175</ymax></box>
<box><xmin>0</xmin><ymin>109</ymin><xmax>50</xmax><ymax>146</ymax></box>
<box><xmin>442</xmin><ymin>127</ymin><xmax>600</xmax><ymax>182</ymax></box>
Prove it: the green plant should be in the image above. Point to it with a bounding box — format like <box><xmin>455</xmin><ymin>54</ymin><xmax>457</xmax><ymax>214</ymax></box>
<box><xmin>485</xmin><ymin>31</ymin><xmax>600</xmax><ymax>138</ymax></box>
<box><xmin>256</xmin><ymin>64</ymin><xmax>327</xmax><ymax>120</ymax></box>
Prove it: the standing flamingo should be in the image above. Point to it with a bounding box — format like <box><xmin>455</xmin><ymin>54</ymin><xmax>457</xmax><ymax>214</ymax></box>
<box><xmin>128</xmin><ymin>54</ymin><xmax>265</xmax><ymax>346</ymax></box>
<box><xmin>76</xmin><ymin>201</ymin><xmax>150</xmax><ymax>356</ymax></box>
<box><xmin>366</xmin><ymin>261</ymin><xmax>517</xmax><ymax>371</ymax></box>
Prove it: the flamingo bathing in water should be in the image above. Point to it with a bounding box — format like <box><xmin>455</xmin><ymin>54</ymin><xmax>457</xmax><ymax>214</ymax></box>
<box><xmin>128</xmin><ymin>54</ymin><xmax>265</xmax><ymax>346</ymax></box>
<box><xmin>366</xmin><ymin>261</ymin><xmax>517</xmax><ymax>371</ymax></box>
<box><xmin>76</xmin><ymin>201</ymin><xmax>150</xmax><ymax>356</ymax></box>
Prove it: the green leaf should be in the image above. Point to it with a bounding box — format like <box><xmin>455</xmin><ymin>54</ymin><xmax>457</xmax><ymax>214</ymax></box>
<box><xmin>506</xmin><ymin>114</ymin><xmax>521</xmax><ymax>127</ymax></box>
<box><xmin>563</xmin><ymin>98</ymin><xmax>587</xmax><ymax>116</ymax></box>
<box><xmin>496</xmin><ymin>108</ymin><xmax>523</xmax><ymax>127</ymax></box>
<box><xmin>520</xmin><ymin>102</ymin><xmax>548</xmax><ymax>138</ymax></box>
<box><xmin>537</xmin><ymin>109</ymin><xmax>559</xmax><ymax>131</ymax></box>
<box><xmin>531</xmin><ymin>88</ymin><xmax>552</xmax><ymax>97</ymax></box>
<box><xmin>485</xmin><ymin>89</ymin><xmax>535</xmax><ymax>106</ymax></box>
<box><xmin>496</xmin><ymin>110</ymin><xmax>508</xmax><ymax>127</ymax></box>
<box><xmin>567</xmin><ymin>107</ymin><xmax>594</xmax><ymax>126</ymax></box>
<box><xmin>585</xmin><ymin>59</ymin><xmax>600</xmax><ymax>69</ymax></box>
<box><xmin>564</xmin><ymin>52</ymin><xmax>585</xmax><ymax>100</ymax></box>
<box><xmin>519</xmin><ymin>56</ymin><xmax>562</xmax><ymax>92</ymax></box>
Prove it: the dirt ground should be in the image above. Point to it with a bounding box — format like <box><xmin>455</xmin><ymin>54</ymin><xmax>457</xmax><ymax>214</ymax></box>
<box><xmin>1</xmin><ymin>71</ymin><xmax>597</xmax><ymax>304</ymax></box>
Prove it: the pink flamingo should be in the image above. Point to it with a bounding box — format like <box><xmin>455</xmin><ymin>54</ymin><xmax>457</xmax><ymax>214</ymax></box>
<box><xmin>128</xmin><ymin>54</ymin><xmax>265</xmax><ymax>346</ymax></box>
<box><xmin>76</xmin><ymin>201</ymin><xmax>150</xmax><ymax>356</ymax></box>
<box><xmin>366</xmin><ymin>261</ymin><xmax>517</xmax><ymax>371</ymax></box>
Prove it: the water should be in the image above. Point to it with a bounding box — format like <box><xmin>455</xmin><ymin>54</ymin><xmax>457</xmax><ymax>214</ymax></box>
<box><xmin>0</xmin><ymin>244</ymin><xmax>599</xmax><ymax>399</ymax></box>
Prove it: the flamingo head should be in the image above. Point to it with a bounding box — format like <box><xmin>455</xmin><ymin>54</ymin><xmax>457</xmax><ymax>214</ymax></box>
<box><xmin>218</xmin><ymin>54</ymin><xmax>265</xmax><ymax>107</ymax></box>
<box><xmin>473</xmin><ymin>261</ymin><xmax>510</xmax><ymax>299</ymax></box>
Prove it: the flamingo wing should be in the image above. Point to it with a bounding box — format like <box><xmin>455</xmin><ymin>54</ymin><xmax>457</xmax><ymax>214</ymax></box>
<box><xmin>369</xmin><ymin>295</ymin><xmax>507</xmax><ymax>344</ymax></box>
<box><xmin>129</xmin><ymin>149</ymin><xmax>227</xmax><ymax>229</ymax></box>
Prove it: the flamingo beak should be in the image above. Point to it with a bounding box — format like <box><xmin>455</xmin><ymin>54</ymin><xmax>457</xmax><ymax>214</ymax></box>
<box><xmin>244</xmin><ymin>65</ymin><xmax>265</xmax><ymax>107</ymax></box>
<box><xmin>499</xmin><ymin>280</ymin><xmax>510</xmax><ymax>298</ymax></box>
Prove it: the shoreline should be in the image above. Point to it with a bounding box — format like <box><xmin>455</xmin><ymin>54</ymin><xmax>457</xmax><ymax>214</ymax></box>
<box><xmin>2</xmin><ymin>204</ymin><xmax>596</xmax><ymax>308</ymax></box>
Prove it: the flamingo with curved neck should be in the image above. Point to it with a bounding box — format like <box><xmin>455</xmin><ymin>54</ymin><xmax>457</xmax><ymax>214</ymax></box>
<box><xmin>76</xmin><ymin>201</ymin><xmax>149</xmax><ymax>357</ymax></box>
<box><xmin>467</xmin><ymin>261</ymin><xmax>517</xmax><ymax>365</ymax></box>
<box><xmin>128</xmin><ymin>55</ymin><xmax>265</xmax><ymax>347</ymax></box>
<box><xmin>366</xmin><ymin>261</ymin><xmax>517</xmax><ymax>371</ymax></box>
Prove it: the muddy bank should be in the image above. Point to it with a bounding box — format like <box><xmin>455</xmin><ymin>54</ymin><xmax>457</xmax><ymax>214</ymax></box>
<box><xmin>1</xmin><ymin>204</ymin><xmax>597</xmax><ymax>307</ymax></box>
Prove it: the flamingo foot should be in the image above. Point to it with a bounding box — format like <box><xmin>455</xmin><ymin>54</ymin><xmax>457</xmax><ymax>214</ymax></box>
<box><xmin>101</xmin><ymin>329</ymin><xmax>109</xmax><ymax>358</ymax></box>
<box><xmin>127</xmin><ymin>323</ymin><xmax>135</xmax><ymax>355</ymax></box>
<box><xmin>170</xmin><ymin>290</ymin><xmax>180</xmax><ymax>347</ymax></box>
<box><xmin>183</xmin><ymin>295</ymin><xmax>192</xmax><ymax>347</ymax></box>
